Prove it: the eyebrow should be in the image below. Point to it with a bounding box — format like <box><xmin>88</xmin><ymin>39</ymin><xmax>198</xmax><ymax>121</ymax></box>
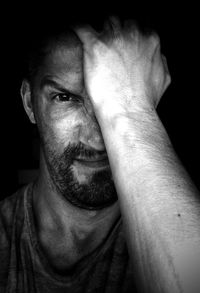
<box><xmin>40</xmin><ymin>76</ymin><xmax>84</xmax><ymax>100</ymax></box>
<box><xmin>40</xmin><ymin>77</ymin><xmax>70</xmax><ymax>93</ymax></box>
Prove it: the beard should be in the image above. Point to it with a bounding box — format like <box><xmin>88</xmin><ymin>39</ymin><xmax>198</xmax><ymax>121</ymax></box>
<box><xmin>42</xmin><ymin>141</ymin><xmax>118</xmax><ymax>210</ymax></box>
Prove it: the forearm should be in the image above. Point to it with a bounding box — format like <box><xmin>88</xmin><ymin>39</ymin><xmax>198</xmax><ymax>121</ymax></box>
<box><xmin>99</xmin><ymin>108</ymin><xmax>200</xmax><ymax>293</ymax></box>
<box><xmin>76</xmin><ymin>19</ymin><xmax>200</xmax><ymax>291</ymax></box>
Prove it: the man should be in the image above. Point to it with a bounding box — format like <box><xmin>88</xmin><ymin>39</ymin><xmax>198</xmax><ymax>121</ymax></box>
<box><xmin>0</xmin><ymin>17</ymin><xmax>200</xmax><ymax>292</ymax></box>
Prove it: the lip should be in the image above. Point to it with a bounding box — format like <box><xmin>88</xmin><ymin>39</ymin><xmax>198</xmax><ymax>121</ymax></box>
<box><xmin>74</xmin><ymin>156</ymin><xmax>110</xmax><ymax>168</ymax></box>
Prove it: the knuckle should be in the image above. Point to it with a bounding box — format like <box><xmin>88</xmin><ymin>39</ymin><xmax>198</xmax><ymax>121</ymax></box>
<box><xmin>92</xmin><ymin>39</ymin><xmax>107</xmax><ymax>54</ymax></box>
<box><xmin>124</xmin><ymin>19</ymin><xmax>138</xmax><ymax>31</ymax></box>
<box><xmin>150</xmin><ymin>33</ymin><xmax>160</xmax><ymax>48</ymax></box>
<box><xmin>166</xmin><ymin>73</ymin><xmax>172</xmax><ymax>86</ymax></box>
<box><xmin>109</xmin><ymin>15</ymin><xmax>121</xmax><ymax>28</ymax></box>
<box><xmin>161</xmin><ymin>54</ymin><xmax>170</xmax><ymax>74</ymax></box>
<box><xmin>123</xmin><ymin>19</ymin><xmax>140</xmax><ymax>38</ymax></box>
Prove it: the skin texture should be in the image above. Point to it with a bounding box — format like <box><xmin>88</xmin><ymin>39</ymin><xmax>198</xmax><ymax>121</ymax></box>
<box><xmin>31</xmin><ymin>40</ymin><xmax>117</xmax><ymax>210</ymax></box>
<box><xmin>21</xmin><ymin>18</ymin><xmax>200</xmax><ymax>291</ymax></box>
<box><xmin>21</xmin><ymin>34</ymin><xmax>120</xmax><ymax>270</ymax></box>
<box><xmin>75</xmin><ymin>18</ymin><xmax>200</xmax><ymax>293</ymax></box>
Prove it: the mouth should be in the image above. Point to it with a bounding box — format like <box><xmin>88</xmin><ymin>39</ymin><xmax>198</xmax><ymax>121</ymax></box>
<box><xmin>74</xmin><ymin>154</ymin><xmax>110</xmax><ymax>168</ymax></box>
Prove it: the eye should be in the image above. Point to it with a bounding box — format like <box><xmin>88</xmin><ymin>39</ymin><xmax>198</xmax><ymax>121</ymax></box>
<box><xmin>53</xmin><ymin>93</ymin><xmax>80</xmax><ymax>103</ymax></box>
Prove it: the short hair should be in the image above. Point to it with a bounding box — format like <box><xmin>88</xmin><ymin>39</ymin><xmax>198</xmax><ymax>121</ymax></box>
<box><xmin>24</xmin><ymin>26</ymin><xmax>82</xmax><ymax>90</ymax></box>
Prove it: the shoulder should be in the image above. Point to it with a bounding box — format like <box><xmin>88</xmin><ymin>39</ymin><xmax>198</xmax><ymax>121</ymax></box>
<box><xmin>0</xmin><ymin>185</ymin><xmax>29</xmax><ymax>246</ymax></box>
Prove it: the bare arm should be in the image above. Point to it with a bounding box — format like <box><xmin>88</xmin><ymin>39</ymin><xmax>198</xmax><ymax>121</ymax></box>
<box><xmin>75</xmin><ymin>19</ymin><xmax>200</xmax><ymax>293</ymax></box>
<box><xmin>101</xmin><ymin>108</ymin><xmax>200</xmax><ymax>293</ymax></box>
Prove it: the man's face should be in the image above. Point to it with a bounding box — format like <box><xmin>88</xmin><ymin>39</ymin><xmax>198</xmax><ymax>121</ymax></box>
<box><xmin>32</xmin><ymin>37</ymin><xmax>117</xmax><ymax>210</ymax></box>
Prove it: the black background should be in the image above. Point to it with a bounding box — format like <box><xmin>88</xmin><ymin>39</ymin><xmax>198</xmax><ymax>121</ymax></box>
<box><xmin>1</xmin><ymin>2</ymin><xmax>199</xmax><ymax>199</ymax></box>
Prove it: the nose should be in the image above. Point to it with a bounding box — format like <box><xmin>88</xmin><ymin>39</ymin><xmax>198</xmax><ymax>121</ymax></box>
<box><xmin>80</xmin><ymin>98</ymin><xmax>106</xmax><ymax>151</ymax></box>
<box><xmin>88</xmin><ymin>118</ymin><xmax>105</xmax><ymax>150</ymax></box>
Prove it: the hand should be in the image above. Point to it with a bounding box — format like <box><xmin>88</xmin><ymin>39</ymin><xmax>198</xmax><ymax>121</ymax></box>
<box><xmin>75</xmin><ymin>17</ymin><xmax>171</xmax><ymax>119</ymax></box>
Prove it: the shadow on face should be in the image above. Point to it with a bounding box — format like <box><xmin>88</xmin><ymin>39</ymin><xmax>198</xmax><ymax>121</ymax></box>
<box><xmin>23</xmin><ymin>30</ymin><xmax>118</xmax><ymax>210</ymax></box>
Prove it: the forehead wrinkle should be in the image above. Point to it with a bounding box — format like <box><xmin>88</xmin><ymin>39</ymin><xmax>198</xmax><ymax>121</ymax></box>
<box><xmin>48</xmin><ymin>44</ymin><xmax>83</xmax><ymax>71</ymax></box>
<box><xmin>44</xmin><ymin>74</ymin><xmax>84</xmax><ymax>94</ymax></box>
<box><xmin>40</xmin><ymin>45</ymin><xmax>84</xmax><ymax>92</ymax></box>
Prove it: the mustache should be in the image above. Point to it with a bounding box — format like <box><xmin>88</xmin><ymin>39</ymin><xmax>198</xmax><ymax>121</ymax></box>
<box><xmin>63</xmin><ymin>142</ymin><xmax>106</xmax><ymax>160</ymax></box>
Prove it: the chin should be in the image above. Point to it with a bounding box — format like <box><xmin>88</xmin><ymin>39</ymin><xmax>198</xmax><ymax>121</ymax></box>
<box><xmin>57</xmin><ymin>167</ymin><xmax>118</xmax><ymax>211</ymax></box>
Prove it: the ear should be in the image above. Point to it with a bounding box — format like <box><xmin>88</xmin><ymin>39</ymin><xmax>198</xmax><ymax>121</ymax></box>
<box><xmin>20</xmin><ymin>80</ymin><xmax>36</xmax><ymax>124</ymax></box>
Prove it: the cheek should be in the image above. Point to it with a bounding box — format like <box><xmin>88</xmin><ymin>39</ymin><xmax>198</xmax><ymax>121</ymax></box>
<box><xmin>35</xmin><ymin>97</ymin><xmax>91</xmax><ymax>149</ymax></box>
<box><xmin>53</xmin><ymin>116</ymin><xmax>80</xmax><ymax>145</ymax></box>
<box><xmin>46</xmin><ymin>109</ymin><xmax>88</xmax><ymax>148</ymax></box>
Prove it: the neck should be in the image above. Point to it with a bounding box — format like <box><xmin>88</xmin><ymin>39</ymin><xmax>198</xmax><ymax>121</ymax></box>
<box><xmin>32</xmin><ymin>164</ymin><xmax>120</xmax><ymax>270</ymax></box>
<box><xmin>34</xmin><ymin>163</ymin><xmax>120</xmax><ymax>230</ymax></box>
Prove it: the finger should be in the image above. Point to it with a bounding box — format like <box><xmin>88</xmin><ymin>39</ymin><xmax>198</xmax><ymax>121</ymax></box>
<box><xmin>124</xmin><ymin>19</ymin><xmax>138</xmax><ymax>32</ymax></box>
<box><xmin>108</xmin><ymin>15</ymin><xmax>121</xmax><ymax>31</ymax></box>
<box><xmin>72</xmin><ymin>25</ymin><xmax>97</xmax><ymax>47</ymax></box>
<box><xmin>161</xmin><ymin>54</ymin><xmax>170</xmax><ymax>76</ymax></box>
<box><xmin>161</xmin><ymin>54</ymin><xmax>171</xmax><ymax>89</ymax></box>
<box><xmin>123</xmin><ymin>19</ymin><xmax>143</xmax><ymax>43</ymax></box>
<box><xmin>103</xmin><ymin>16</ymin><xmax>122</xmax><ymax>40</ymax></box>
<box><xmin>150</xmin><ymin>33</ymin><xmax>160</xmax><ymax>50</ymax></box>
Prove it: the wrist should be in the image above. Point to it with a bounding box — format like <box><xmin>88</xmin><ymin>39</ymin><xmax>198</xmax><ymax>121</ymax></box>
<box><xmin>99</xmin><ymin>107</ymin><xmax>172</xmax><ymax>160</ymax></box>
<box><xmin>98</xmin><ymin>105</ymin><xmax>158</xmax><ymax>136</ymax></box>
<box><xmin>92</xmin><ymin>87</ymin><xmax>153</xmax><ymax>122</ymax></box>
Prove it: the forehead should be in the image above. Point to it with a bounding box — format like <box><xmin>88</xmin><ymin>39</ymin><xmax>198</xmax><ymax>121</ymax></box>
<box><xmin>38</xmin><ymin>41</ymin><xmax>84</xmax><ymax>92</ymax></box>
